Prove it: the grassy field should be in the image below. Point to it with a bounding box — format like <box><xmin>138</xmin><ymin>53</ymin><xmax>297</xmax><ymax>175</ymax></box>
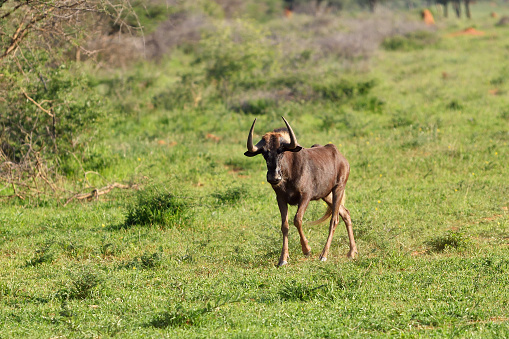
<box><xmin>1</xmin><ymin>3</ymin><xmax>509</xmax><ymax>338</ymax></box>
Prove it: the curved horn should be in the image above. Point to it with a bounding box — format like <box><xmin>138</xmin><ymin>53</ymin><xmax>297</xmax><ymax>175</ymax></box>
<box><xmin>247</xmin><ymin>118</ymin><xmax>258</xmax><ymax>153</ymax></box>
<box><xmin>281</xmin><ymin>116</ymin><xmax>298</xmax><ymax>150</ymax></box>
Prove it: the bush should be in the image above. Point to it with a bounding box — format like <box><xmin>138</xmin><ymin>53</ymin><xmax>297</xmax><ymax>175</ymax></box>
<box><xmin>312</xmin><ymin>79</ymin><xmax>376</xmax><ymax>102</ymax></box>
<box><xmin>121</xmin><ymin>251</ymin><xmax>163</xmax><ymax>269</ymax></box>
<box><xmin>446</xmin><ymin>100</ymin><xmax>464</xmax><ymax>111</ymax></box>
<box><xmin>229</xmin><ymin>95</ymin><xmax>277</xmax><ymax>115</ymax></box>
<box><xmin>278</xmin><ymin>280</ymin><xmax>324</xmax><ymax>301</ymax></box>
<box><xmin>426</xmin><ymin>230</ymin><xmax>470</xmax><ymax>253</ymax></box>
<box><xmin>149</xmin><ymin>294</ymin><xmax>239</xmax><ymax>328</ymax></box>
<box><xmin>0</xmin><ymin>54</ymin><xmax>109</xmax><ymax>197</ymax></box>
<box><xmin>382</xmin><ymin>31</ymin><xmax>439</xmax><ymax>51</ymax></box>
<box><xmin>149</xmin><ymin>303</ymin><xmax>213</xmax><ymax>328</ymax></box>
<box><xmin>55</xmin><ymin>268</ymin><xmax>102</xmax><ymax>300</ymax></box>
<box><xmin>124</xmin><ymin>186</ymin><xmax>191</xmax><ymax>228</ymax></box>
<box><xmin>212</xmin><ymin>186</ymin><xmax>249</xmax><ymax>205</ymax></box>
<box><xmin>353</xmin><ymin>96</ymin><xmax>385</xmax><ymax>113</ymax></box>
<box><xmin>25</xmin><ymin>240</ymin><xmax>55</xmax><ymax>267</ymax></box>
<box><xmin>197</xmin><ymin>19</ymin><xmax>280</xmax><ymax>88</ymax></box>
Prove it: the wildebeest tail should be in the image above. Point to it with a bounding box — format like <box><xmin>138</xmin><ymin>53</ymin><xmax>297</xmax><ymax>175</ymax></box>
<box><xmin>308</xmin><ymin>192</ymin><xmax>346</xmax><ymax>226</ymax></box>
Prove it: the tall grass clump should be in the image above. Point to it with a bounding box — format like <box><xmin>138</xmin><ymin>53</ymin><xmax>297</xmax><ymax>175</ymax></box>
<box><xmin>278</xmin><ymin>280</ymin><xmax>325</xmax><ymax>301</ymax></box>
<box><xmin>212</xmin><ymin>186</ymin><xmax>249</xmax><ymax>205</ymax></box>
<box><xmin>382</xmin><ymin>30</ymin><xmax>439</xmax><ymax>51</ymax></box>
<box><xmin>55</xmin><ymin>268</ymin><xmax>102</xmax><ymax>300</ymax></box>
<box><xmin>149</xmin><ymin>295</ymin><xmax>239</xmax><ymax>328</ymax></box>
<box><xmin>123</xmin><ymin>186</ymin><xmax>191</xmax><ymax>228</ymax></box>
<box><xmin>149</xmin><ymin>303</ymin><xmax>214</xmax><ymax>328</ymax></box>
<box><xmin>24</xmin><ymin>240</ymin><xmax>55</xmax><ymax>267</ymax></box>
<box><xmin>121</xmin><ymin>251</ymin><xmax>163</xmax><ymax>269</ymax></box>
<box><xmin>426</xmin><ymin>230</ymin><xmax>471</xmax><ymax>253</ymax></box>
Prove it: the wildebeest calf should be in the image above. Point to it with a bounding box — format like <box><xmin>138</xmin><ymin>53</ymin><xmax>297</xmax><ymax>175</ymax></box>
<box><xmin>244</xmin><ymin>117</ymin><xmax>357</xmax><ymax>266</ymax></box>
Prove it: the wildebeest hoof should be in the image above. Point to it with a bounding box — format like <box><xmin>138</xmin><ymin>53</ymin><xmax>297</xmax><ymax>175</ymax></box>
<box><xmin>319</xmin><ymin>256</ymin><xmax>327</xmax><ymax>262</ymax></box>
<box><xmin>278</xmin><ymin>261</ymin><xmax>288</xmax><ymax>267</ymax></box>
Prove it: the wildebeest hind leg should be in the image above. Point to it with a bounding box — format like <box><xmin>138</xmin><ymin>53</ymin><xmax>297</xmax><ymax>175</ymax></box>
<box><xmin>319</xmin><ymin>188</ymin><xmax>343</xmax><ymax>261</ymax></box>
<box><xmin>338</xmin><ymin>205</ymin><xmax>357</xmax><ymax>259</ymax></box>
<box><xmin>294</xmin><ymin>197</ymin><xmax>311</xmax><ymax>256</ymax></box>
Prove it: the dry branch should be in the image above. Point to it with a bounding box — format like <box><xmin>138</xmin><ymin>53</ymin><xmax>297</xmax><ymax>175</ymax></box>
<box><xmin>0</xmin><ymin>0</ymin><xmax>142</xmax><ymax>201</ymax></box>
<box><xmin>64</xmin><ymin>182</ymin><xmax>138</xmax><ymax>205</ymax></box>
<box><xmin>22</xmin><ymin>91</ymin><xmax>54</xmax><ymax>117</ymax></box>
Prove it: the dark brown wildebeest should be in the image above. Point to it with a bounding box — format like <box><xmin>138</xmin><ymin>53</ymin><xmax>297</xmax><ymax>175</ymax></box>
<box><xmin>244</xmin><ymin>117</ymin><xmax>357</xmax><ymax>266</ymax></box>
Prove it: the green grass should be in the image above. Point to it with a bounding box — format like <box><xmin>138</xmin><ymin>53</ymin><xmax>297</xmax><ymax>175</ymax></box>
<box><xmin>1</xmin><ymin>3</ymin><xmax>509</xmax><ymax>337</ymax></box>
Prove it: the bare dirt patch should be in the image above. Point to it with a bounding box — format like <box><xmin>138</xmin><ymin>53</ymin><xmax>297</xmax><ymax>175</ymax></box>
<box><xmin>449</xmin><ymin>27</ymin><xmax>485</xmax><ymax>37</ymax></box>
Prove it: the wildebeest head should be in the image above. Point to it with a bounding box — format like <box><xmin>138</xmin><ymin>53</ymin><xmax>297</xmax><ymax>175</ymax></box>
<box><xmin>244</xmin><ymin>117</ymin><xmax>303</xmax><ymax>185</ymax></box>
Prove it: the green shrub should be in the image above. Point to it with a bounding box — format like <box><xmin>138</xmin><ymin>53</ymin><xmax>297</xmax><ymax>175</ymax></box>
<box><xmin>212</xmin><ymin>186</ymin><xmax>249</xmax><ymax>205</ymax></box>
<box><xmin>121</xmin><ymin>251</ymin><xmax>163</xmax><ymax>269</ymax></box>
<box><xmin>25</xmin><ymin>240</ymin><xmax>55</xmax><ymax>267</ymax></box>
<box><xmin>99</xmin><ymin>237</ymin><xmax>116</xmax><ymax>258</ymax></box>
<box><xmin>446</xmin><ymin>100</ymin><xmax>463</xmax><ymax>110</ymax></box>
<box><xmin>126</xmin><ymin>1</ymin><xmax>178</xmax><ymax>34</ymax></box>
<box><xmin>149</xmin><ymin>303</ymin><xmax>213</xmax><ymax>328</ymax></box>
<box><xmin>197</xmin><ymin>20</ymin><xmax>279</xmax><ymax>88</ymax></box>
<box><xmin>152</xmin><ymin>84</ymin><xmax>195</xmax><ymax>110</ymax></box>
<box><xmin>56</xmin><ymin>268</ymin><xmax>102</xmax><ymax>300</ymax></box>
<box><xmin>500</xmin><ymin>110</ymin><xmax>509</xmax><ymax>120</ymax></box>
<box><xmin>149</xmin><ymin>294</ymin><xmax>240</xmax><ymax>328</ymax></box>
<box><xmin>312</xmin><ymin>79</ymin><xmax>376</xmax><ymax>102</ymax></box>
<box><xmin>313</xmin><ymin>79</ymin><xmax>356</xmax><ymax>101</ymax></box>
<box><xmin>0</xmin><ymin>51</ymin><xmax>110</xmax><ymax>199</ymax></box>
<box><xmin>124</xmin><ymin>187</ymin><xmax>191</xmax><ymax>228</ymax></box>
<box><xmin>230</xmin><ymin>96</ymin><xmax>276</xmax><ymax>115</ymax></box>
<box><xmin>278</xmin><ymin>280</ymin><xmax>325</xmax><ymax>301</ymax></box>
<box><xmin>353</xmin><ymin>96</ymin><xmax>385</xmax><ymax>113</ymax></box>
<box><xmin>319</xmin><ymin>111</ymin><xmax>353</xmax><ymax>132</ymax></box>
<box><xmin>426</xmin><ymin>231</ymin><xmax>470</xmax><ymax>252</ymax></box>
<box><xmin>391</xmin><ymin>112</ymin><xmax>414</xmax><ymax>128</ymax></box>
<box><xmin>1</xmin><ymin>60</ymin><xmax>107</xmax><ymax>162</ymax></box>
<box><xmin>382</xmin><ymin>31</ymin><xmax>438</xmax><ymax>51</ymax></box>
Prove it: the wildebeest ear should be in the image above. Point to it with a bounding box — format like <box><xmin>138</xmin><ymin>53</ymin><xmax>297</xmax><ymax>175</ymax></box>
<box><xmin>287</xmin><ymin>145</ymin><xmax>303</xmax><ymax>153</ymax></box>
<box><xmin>244</xmin><ymin>150</ymin><xmax>262</xmax><ymax>157</ymax></box>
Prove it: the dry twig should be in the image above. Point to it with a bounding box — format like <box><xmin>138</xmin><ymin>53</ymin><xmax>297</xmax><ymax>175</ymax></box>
<box><xmin>64</xmin><ymin>182</ymin><xmax>138</xmax><ymax>205</ymax></box>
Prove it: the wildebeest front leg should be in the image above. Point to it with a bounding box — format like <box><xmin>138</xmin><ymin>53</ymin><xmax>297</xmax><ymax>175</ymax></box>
<box><xmin>277</xmin><ymin>197</ymin><xmax>290</xmax><ymax>266</ymax></box>
<box><xmin>294</xmin><ymin>197</ymin><xmax>312</xmax><ymax>256</ymax></box>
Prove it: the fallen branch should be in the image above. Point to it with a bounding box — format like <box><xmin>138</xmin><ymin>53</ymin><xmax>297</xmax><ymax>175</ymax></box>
<box><xmin>64</xmin><ymin>182</ymin><xmax>138</xmax><ymax>206</ymax></box>
<box><xmin>23</xmin><ymin>91</ymin><xmax>54</xmax><ymax>117</ymax></box>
